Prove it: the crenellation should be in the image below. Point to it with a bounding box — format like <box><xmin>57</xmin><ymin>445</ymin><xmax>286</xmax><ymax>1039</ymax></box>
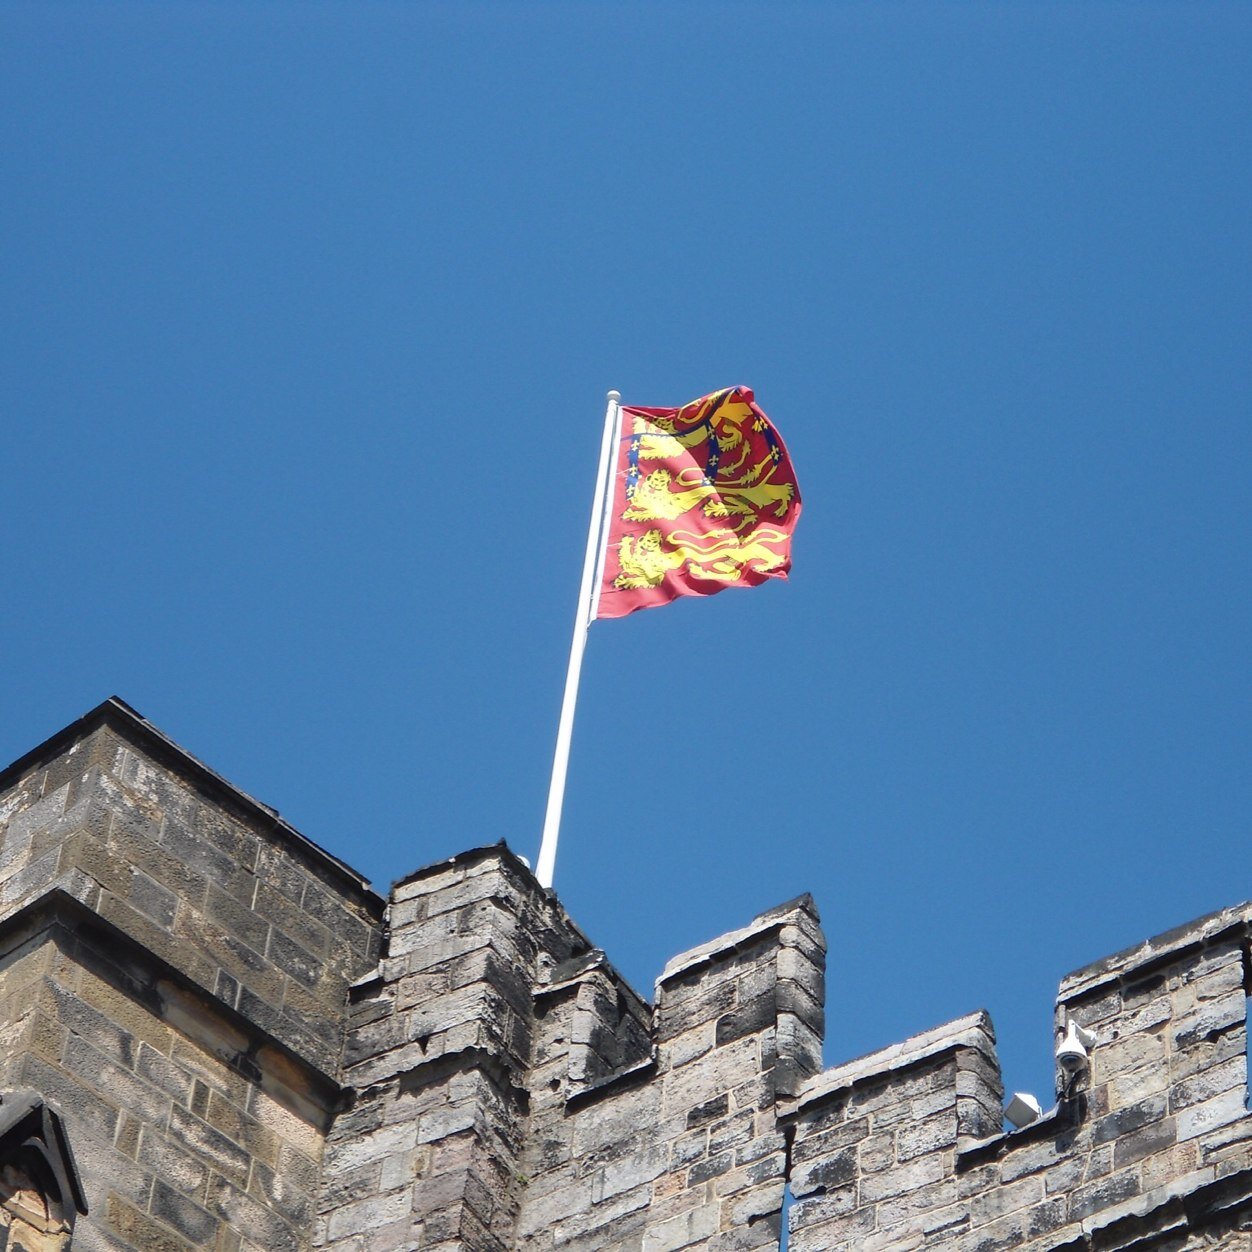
<box><xmin>2</xmin><ymin>700</ymin><xmax>1251</xmax><ymax>1249</ymax></box>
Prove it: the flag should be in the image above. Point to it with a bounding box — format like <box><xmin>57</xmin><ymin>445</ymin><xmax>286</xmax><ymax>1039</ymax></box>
<box><xmin>594</xmin><ymin>387</ymin><xmax>801</xmax><ymax>620</ymax></box>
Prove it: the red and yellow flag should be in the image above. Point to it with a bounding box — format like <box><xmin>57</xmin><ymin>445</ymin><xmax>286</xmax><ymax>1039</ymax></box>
<box><xmin>594</xmin><ymin>387</ymin><xmax>801</xmax><ymax>620</ymax></box>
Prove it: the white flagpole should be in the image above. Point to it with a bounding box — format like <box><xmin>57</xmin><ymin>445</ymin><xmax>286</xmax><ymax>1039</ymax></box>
<box><xmin>536</xmin><ymin>389</ymin><xmax>622</xmax><ymax>889</ymax></box>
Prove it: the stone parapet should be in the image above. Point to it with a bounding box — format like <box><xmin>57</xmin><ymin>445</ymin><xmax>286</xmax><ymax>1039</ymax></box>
<box><xmin>3</xmin><ymin>700</ymin><xmax>1251</xmax><ymax>1251</ymax></box>
<box><xmin>780</xmin><ymin>903</ymin><xmax>1252</xmax><ymax>1251</ymax></box>
<box><xmin>511</xmin><ymin>893</ymin><xmax>826</xmax><ymax>1252</ymax></box>
<box><xmin>782</xmin><ymin>1011</ymin><xmax>1002</xmax><ymax>1252</ymax></box>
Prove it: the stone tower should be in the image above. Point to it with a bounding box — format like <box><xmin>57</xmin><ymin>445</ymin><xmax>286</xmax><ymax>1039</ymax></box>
<box><xmin>0</xmin><ymin>698</ymin><xmax>1249</xmax><ymax>1250</ymax></box>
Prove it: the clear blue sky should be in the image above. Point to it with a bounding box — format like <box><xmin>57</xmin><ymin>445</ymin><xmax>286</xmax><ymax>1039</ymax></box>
<box><xmin>3</xmin><ymin>1</ymin><xmax>1249</xmax><ymax>1109</ymax></box>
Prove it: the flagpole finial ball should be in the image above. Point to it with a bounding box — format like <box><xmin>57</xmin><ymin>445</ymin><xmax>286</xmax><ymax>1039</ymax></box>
<box><xmin>607</xmin><ymin>390</ymin><xmax>621</xmax><ymax>403</ymax></box>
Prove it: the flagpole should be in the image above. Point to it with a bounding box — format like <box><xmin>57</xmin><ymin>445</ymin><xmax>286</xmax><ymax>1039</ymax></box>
<box><xmin>536</xmin><ymin>389</ymin><xmax>622</xmax><ymax>889</ymax></box>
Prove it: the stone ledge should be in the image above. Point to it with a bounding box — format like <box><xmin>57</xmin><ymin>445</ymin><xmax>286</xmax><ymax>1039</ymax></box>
<box><xmin>956</xmin><ymin>1104</ymin><xmax>1073</xmax><ymax>1168</ymax></box>
<box><xmin>656</xmin><ymin>894</ymin><xmax>821</xmax><ymax>991</ymax></box>
<box><xmin>395</xmin><ymin>1044</ymin><xmax>532</xmax><ymax>1111</ymax></box>
<box><xmin>779</xmin><ymin>1009</ymin><xmax>996</xmax><ymax>1120</ymax></box>
<box><xmin>389</xmin><ymin>840</ymin><xmax>529</xmax><ymax>893</ymax></box>
<box><xmin>1059</xmin><ymin>902</ymin><xmax>1250</xmax><ymax>1004</ymax></box>
<box><xmin>563</xmin><ymin>1053</ymin><xmax>658</xmax><ymax>1112</ymax></box>
<box><xmin>1010</xmin><ymin>1163</ymin><xmax>1252</xmax><ymax>1252</ymax></box>
<box><xmin>534</xmin><ymin>950</ymin><xmax>652</xmax><ymax>1026</ymax></box>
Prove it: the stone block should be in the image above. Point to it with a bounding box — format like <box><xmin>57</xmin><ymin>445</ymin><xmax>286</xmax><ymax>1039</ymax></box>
<box><xmin>598</xmin><ymin>1145</ymin><xmax>667</xmax><ymax>1202</ymax></box>
<box><xmin>555</xmin><ymin>1180</ymin><xmax>651</xmax><ymax>1241</ymax></box>
<box><xmin>129</xmin><ymin>870</ymin><xmax>178</xmax><ymax>930</ymax></box>
<box><xmin>896</xmin><ymin>1110</ymin><xmax>956</xmax><ymax>1161</ymax></box>
<box><xmin>319</xmin><ymin>1156</ymin><xmax>385</xmax><ymax>1213</ymax></box>
<box><xmin>207</xmin><ymin>1174</ymin><xmax>303</xmax><ymax>1252</ymax></box>
<box><xmin>328</xmin><ymin>1121</ymin><xmax>419</xmax><ymax>1174</ymax></box>
<box><xmin>159</xmin><ymin>820</ymin><xmax>254</xmax><ymax>902</ymax></box>
<box><xmin>711</xmin><ymin>1221</ymin><xmax>776</xmax><ymax>1252</ymax></box>
<box><xmin>877</xmin><ymin>1175</ymin><xmax>958</xmax><ymax>1228</ymax></box>
<box><xmin>969</xmin><ymin>1174</ymin><xmax>1044</xmax><ymax>1225</ymax></box>
<box><xmin>643</xmin><ymin>1200</ymin><xmax>719</xmax><ymax>1252</ymax></box>
<box><xmin>1169</xmin><ymin>1055</ymin><xmax>1246</xmax><ymax>1112</ymax></box>
<box><xmin>205</xmin><ymin>1090</ymin><xmax>282</xmax><ymax>1168</ymax></box>
<box><xmin>1173</xmin><ymin>994</ymin><xmax>1246</xmax><ymax>1051</ymax></box>
<box><xmin>106</xmin><ymin>1194</ymin><xmax>197</xmax><ymax>1252</ymax></box>
<box><xmin>137</xmin><ymin>1124</ymin><xmax>212</xmax><ymax>1197</ymax></box>
<box><xmin>1066</xmin><ymin>1168</ymin><xmax>1140</xmax><ymax>1222</ymax></box>
<box><xmin>788</xmin><ymin>1191</ymin><xmax>870</xmax><ymax>1244</ymax></box>
<box><xmin>136</xmin><ymin>1042</ymin><xmax>197</xmax><ymax>1107</ymax></box>
<box><xmin>1176</xmin><ymin>1086</ymin><xmax>1247</xmax><ymax>1141</ymax></box>
<box><xmin>169</xmin><ymin>1105</ymin><xmax>253</xmax><ymax>1187</ymax></box>
<box><xmin>657</xmin><ymin>979</ymin><xmax>737</xmax><ymax>1041</ymax></box>
<box><xmin>790</xmin><ymin>1145</ymin><xmax>856</xmax><ymax>1196</ymax></box>
<box><xmin>249</xmin><ymin>1158</ymin><xmax>315</xmax><ymax>1227</ymax></box>
<box><xmin>860</xmin><ymin>1152</ymin><xmax>948</xmax><ymax>1203</ymax></box>
<box><xmin>1092</xmin><ymin>1093</ymin><xmax>1168</xmax><ymax>1144</ymax></box>
<box><xmin>44</xmin><ymin>977</ymin><xmax>140</xmax><ymax>1068</ymax></box>
<box><xmin>1113</xmin><ymin>1114</ymin><xmax>1178</xmax><ymax>1169</ymax></box>
<box><xmin>65</xmin><ymin>1032</ymin><xmax>172</xmax><ymax>1126</ymax></box>
<box><xmin>150</xmin><ymin>1179</ymin><xmax>220</xmax><ymax>1246</ymax></box>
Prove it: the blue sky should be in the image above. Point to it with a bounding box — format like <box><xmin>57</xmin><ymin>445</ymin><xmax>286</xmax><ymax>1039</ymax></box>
<box><xmin>3</xmin><ymin>1</ymin><xmax>1249</xmax><ymax>1109</ymax></box>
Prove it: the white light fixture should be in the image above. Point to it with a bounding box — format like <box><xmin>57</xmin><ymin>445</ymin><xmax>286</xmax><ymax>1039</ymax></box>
<box><xmin>1004</xmin><ymin>1092</ymin><xmax>1043</xmax><ymax>1128</ymax></box>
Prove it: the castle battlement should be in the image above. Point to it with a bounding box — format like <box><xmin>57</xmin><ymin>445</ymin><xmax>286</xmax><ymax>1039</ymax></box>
<box><xmin>0</xmin><ymin>699</ymin><xmax>1248</xmax><ymax>1251</ymax></box>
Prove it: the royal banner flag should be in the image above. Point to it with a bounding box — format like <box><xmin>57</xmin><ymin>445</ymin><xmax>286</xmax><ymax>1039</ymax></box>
<box><xmin>594</xmin><ymin>387</ymin><xmax>801</xmax><ymax>620</ymax></box>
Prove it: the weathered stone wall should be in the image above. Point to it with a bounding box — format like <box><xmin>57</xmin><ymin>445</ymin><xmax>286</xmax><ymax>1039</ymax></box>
<box><xmin>1</xmin><ymin>909</ymin><xmax>331</xmax><ymax>1252</ymax></box>
<box><xmin>314</xmin><ymin>847</ymin><xmax>588</xmax><ymax>1252</ymax></box>
<box><xmin>319</xmin><ymin>843</ymin><xmax>1252</xmax><ymax>1252</ymax></box>
<box><xmin>515</xmin><ymin>891</ymin><xmax>825</xmax><ymax>1252</ymax></box>
<box><xmin>782</xmin><ymin>905</ymin><xmax>1252</xmax><ymax>1251</ymax></box>
<box><xmin>312</xmin><ymin>846</ymin><xmax>826</xmax><ymax>1252</ymax></box>
<box><xmin>1</xmin><ymin>699</ymin><xmax>1250</xmax><ymax>1251</ymax></box>
<box><xmin>0</xmin><ymin>700</ymin><xmax>384</xmax><ymax>1252</ymax></box>
<box><xmin>782</xmin><ymin>1012</ymin><xmax>1003</xmax><ymax>1250</ymax></box>
<box><xmin>0</xmin><ymin>700</ymin><xmax>381</xmax><ymax>1076</ymax></box>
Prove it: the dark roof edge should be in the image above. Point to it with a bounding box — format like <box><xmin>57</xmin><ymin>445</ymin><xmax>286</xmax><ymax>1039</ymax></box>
<box><xmin>0</xmin><ymin>698</ymin><xmax>384</xmax><ymax>910</ymax></box>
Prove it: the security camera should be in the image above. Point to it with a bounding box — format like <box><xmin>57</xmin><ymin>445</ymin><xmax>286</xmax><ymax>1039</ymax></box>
<box><xmin>1056</xmin><ymin>1019</ymin><xmax>1096</xmax><ymax>1075</ymax></box>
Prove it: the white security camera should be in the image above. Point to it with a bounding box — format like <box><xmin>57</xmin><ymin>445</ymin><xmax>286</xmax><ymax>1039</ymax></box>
<box><xmin>1056</xmin><ymin>1019</ymin><xmax>1097</xmax><ymax>1074</ymax></box>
